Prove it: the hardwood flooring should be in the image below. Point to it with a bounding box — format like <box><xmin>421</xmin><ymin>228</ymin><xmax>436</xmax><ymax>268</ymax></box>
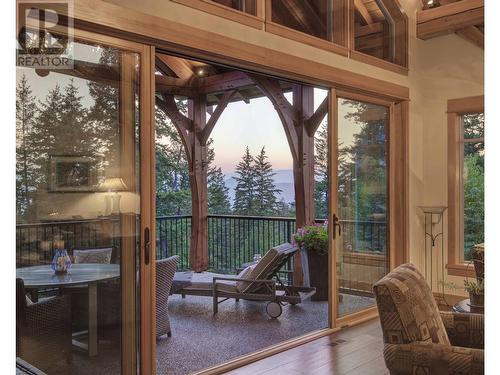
<box><xmin>224</xmin><ymin>319</ymin><xmax>388</xmax><ymax>375</ymax></box>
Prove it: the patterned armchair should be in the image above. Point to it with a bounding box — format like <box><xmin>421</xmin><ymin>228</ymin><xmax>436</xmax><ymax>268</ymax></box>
<box><xmin>156</xmin><ymin>256</ymin><xmax>179</xmax><ymax>339</ymax></box>
<box><xmin>373</xmin><ymin>263</ymin><xmax>484</xmax><ymax>375</ymax></box>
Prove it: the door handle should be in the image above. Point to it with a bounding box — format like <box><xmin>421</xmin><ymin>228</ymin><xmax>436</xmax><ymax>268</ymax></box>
<box><xmin>332</xmin><ymin>214</ymin><xmax>342</xmax><ymax>239</ymax></box>
<box><xmin>144</xmin><ymin>227</ymin><xmax>150</xmax><ymax>265</ymax></box>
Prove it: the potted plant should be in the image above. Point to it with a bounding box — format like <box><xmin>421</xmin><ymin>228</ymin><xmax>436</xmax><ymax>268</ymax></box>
<box><xmin>293</xmin><ymin>223</ymin><xmax>329</xmax><ymax>301</ymax></box>
<box><xmin>464</xmin><ymin>279</ymin><xmax>484</xmax><ymax>313</ymax></box>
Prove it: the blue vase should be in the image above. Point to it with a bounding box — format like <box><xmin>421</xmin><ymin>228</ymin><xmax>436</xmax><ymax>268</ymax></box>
<box><xmin>51</xmin><ymin>249</ymin><xmax>72</xmax><ymax>274</ymax></box>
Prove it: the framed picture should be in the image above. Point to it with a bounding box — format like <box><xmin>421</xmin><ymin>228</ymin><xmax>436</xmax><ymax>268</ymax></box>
<box><xmin>49</xmin><ymin>155</ymin><xmax>98</xmax><ymax>192</ymax></box>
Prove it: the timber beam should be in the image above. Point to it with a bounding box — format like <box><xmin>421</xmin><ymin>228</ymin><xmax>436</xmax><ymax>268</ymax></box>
<box><xmin>417</xmin><ymin>0</ymin><xmax>484</xmax><ymax>40</ymax></box>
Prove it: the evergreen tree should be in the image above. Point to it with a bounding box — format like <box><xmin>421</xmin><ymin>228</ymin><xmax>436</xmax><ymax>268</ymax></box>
<box><xmin>155</xmin><ymin>100</ymin><xmax>192</xmax><ymax>215</ymax></box>
<box><xmin>233</xmin><ymin>146</ymin><xmax>256</xmax><ymax>215</ymax></box>
<box><xmin>314</xmin><ymin>122</ymin><xmax>328</xmax><ymax>219</ymax></box>
<box><xmin>253</xmin><ymin>147</ymin><xmax>281</xmax><ymax>215</ymax></box>
<box><xmin>208</xmin><ymin>166</ymin><xmax>231</xmax><ymax>214</ymax></box>
<box><xmin>16</xmin><ymin>75</ymin><xmax>36</xmax><ymax>221</ymax></box>
<box><xmin>87</xmin><ymin>48</ymin><xmax>120</xmax><ymax>172</ymax></box>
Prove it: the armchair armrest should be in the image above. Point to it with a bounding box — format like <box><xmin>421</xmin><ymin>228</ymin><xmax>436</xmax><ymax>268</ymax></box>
<box><xmin>383</xmin><ymin>342</ymin><xmax>483</xmax><ymax>375</ymax></box>
<box><xmin>440</xmin><ymin>311</ymin><xmax>484</xmax><ymax>349</ymax></box>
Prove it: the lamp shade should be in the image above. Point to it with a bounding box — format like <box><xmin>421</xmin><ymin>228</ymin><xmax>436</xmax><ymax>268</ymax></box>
<box><xmin>100</xmin><ymin>177</ymin><xmax>128</xmax><ymax>192</ymax></box>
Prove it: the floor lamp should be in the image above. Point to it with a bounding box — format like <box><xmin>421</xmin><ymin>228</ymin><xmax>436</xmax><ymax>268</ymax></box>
<box><xmin>419</xmin><ymin>206</ymin><xmax>447</xmax><ymax>305</ymax></box>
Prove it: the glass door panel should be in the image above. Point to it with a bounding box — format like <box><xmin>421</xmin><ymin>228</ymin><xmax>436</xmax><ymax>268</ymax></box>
<box><xmin>334</xmin><ymin>97</ymin><xmax>389</xmax><ymax>318</ymax></box>
<box><xmin>16</xmin><ymin>34</ymin><xmax>142</xmax><ymax>374</ymax></box>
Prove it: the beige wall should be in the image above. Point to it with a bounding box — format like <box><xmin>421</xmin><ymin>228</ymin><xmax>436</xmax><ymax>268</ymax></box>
<box><xmin>106</xmin><ymin>0</ymin><xmax>484</xmax><ymax>295</ymax></box>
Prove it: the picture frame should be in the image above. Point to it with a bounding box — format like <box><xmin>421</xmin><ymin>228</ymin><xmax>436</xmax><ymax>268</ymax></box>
<box><xmin>49</xmin><ymin>155</ymin><xmax>98</xmax><ymax>192</ymax></box>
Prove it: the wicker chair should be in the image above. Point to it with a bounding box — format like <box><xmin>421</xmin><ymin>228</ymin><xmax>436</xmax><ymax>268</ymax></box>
<box><xmin>156</xmin><ymin>256</ymin><xmax>179</xmax><ymax>339</ymax></box>
<box><xmin>373</xmin><ymin>263</ymin><xmax>484</xmax><ymax>375</ymax></box>
<box><xmin>16</xmin><ymin>278</ymin><xmax>72</xmax><ymax>372</ymax></box>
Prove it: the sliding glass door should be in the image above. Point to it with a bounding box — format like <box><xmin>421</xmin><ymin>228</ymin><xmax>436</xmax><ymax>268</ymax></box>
<box><xmin>16</xmin><ymin>27</ymin><xmax>153</xmax><ymax>374</ymax></box>
<box><xmin>331</xmin><ymin>91</ymin><xmax>390</xmax><ymax>321</ymax></box>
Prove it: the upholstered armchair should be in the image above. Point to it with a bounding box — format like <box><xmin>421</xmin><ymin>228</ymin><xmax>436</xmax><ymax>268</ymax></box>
<box><xmin>156</xmin><ymin>255</ymin><xmax>179</xmax><ymax>339</ymax></box>
<box><xmin>16</xmin><ymin>278</ymin><xmax>72</xmax><ymax>372</ymax></box>
<box><xmin>373</xmin><ymin>263</ymin><xmax>484</xmax><ymax>375</ymax></box>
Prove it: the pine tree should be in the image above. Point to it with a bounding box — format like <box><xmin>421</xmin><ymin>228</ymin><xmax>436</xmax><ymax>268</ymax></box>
<box><xmin>314</xmin><ymin>122</ymin><xmax>328</xmax><ymax>219</ymax></box>
<box><xmin>208</xmin><ymin>166</ymin><xmax>231</xmax><ymax>214</ymax></box>
<box><xmin>16</xmin><ymin>75</ymin><xmax>36</xmax><ymax>221</ymax></box>
<box><xmin>87</xmin><ymin>48</ymin><xmax>120</xmax><ymax>171</ymax></box>
<box><xmin>233</xmin><ymin>146</ymin><xmax>256</xmax><ymax>215</ymax></box>
<box><xmin>253</xmin><ymin>147</ymin><xmax>281</xmax><ymax>215</ymax></box>
<box><xmin>155</xmin><ymin>100</ymin><xmax>192</xmax><ymax>215</ymax></box>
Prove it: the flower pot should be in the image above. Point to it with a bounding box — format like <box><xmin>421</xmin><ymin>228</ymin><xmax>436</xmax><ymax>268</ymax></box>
<box><xmin>468</xmin><ymin>291</ymin><xmax>484</xmax><ymax>314</ymax></box>
<box><xmin>307</xmin><ymin>251</ymin><xmax>329</xmax><ymax>301</ymax></box>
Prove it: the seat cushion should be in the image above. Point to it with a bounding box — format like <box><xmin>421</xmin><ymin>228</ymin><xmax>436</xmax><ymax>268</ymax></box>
<box><xmin>236</xmin><ymin>265</ymin><xmax>255</xmax><ymax>292</ymax></box>
<box><xmin>373</xmin><ymin>263</ymin><xmax>450</xmax><ymax>346</ymax></box>
<box><xmin>73</xmin><ymin>247</ymin><xmax>113</xmax><ymax>264</ymax></box>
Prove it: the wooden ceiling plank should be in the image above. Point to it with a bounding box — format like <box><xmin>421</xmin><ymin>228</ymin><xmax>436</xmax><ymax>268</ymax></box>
<box><xmin>354</xmin><ymin>0</ymin><xmax>374</xmax><ymax>25</ymax></box>
<box><xmin>456</xmin><ymin>25</ymin><xmax>484</xmax><ymax>49</ymax></box>
<box><xmin>355</xmin><ymin>22</ymin><xmax>383</xmax><ymax>37</ymax></box>
<box><xmin>198</xmin><ymin>71</ymin><xmax>254</xmax><ymax>94</ymax></box>
<box><xmin>157</xmin><ymin>54</ymin><xmax>195</xmax><ymax>80</ymax></box>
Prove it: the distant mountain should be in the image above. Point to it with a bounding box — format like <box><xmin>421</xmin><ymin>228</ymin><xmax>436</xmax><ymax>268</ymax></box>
<box><xmin>225</xmin><ymin>169</ymin><xmax>295</xmax><ymax>204</ymax></box>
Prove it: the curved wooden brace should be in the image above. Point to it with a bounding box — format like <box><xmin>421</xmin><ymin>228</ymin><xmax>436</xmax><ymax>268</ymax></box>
<box><xmin>305</xmin><ymin>96</ymin><xmax>328</xmax><ymax>137</ymax></box>
<box><xmin>199</xmin><ymin>89</ymin><xmax>236</xmax><ymax>144</ymax></box>
<box><xmin>156</xmin><ymin>94</ymin><xmax>193</xmax><ymax>164</ymax></box>
<box><xmin>251</xmin><ymin>74</ymin><xmax>300</xmax><ymax>162</ymax></box>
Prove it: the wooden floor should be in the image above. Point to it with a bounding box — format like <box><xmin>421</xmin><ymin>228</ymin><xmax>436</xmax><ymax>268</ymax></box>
<box><xmin>225</xmin><ymin>319</ymin><xmax>388</xmax><ymax>375</ymax></box>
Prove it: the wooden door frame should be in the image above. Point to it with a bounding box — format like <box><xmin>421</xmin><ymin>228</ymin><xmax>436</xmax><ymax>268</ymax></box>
<box><xmin>329</xmin><ymin>89</ymin><xmax>409</xmax><ymax>327</ymax></box>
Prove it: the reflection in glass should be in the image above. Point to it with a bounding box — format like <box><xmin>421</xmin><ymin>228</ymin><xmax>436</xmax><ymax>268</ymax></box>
<box><xmin>271</xmin><ymin>0</ymin><xmax>334</xmax><ymax>41</ymax></box>
<box><xmin>336</xmin><ymin>98</ymin><xmax>389</xmax><ymax>317</ymax></box>
<box><xmin>16</xmin><ymin>38</ymin><xmax>140</xmax><ymax>373</ymax></box>
<box><xmin>354</xmin><ymin>0</ymin><xmax>396</xmax><ymax>63</ymax></box>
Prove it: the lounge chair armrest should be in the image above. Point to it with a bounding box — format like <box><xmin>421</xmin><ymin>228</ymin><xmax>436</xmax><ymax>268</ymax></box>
<box><xmin>212</xmin><ymin>276</ymin><xmax>275</xmax><ymax>285</ymax></box>
<box><xmin>440</xmin><ymin>311</ymin><xmax>484</xmax><ymax>349</ymax></box>
<box><xmin>383</xmin><ymin>342</ymin><xmax>483</xmax><ymax>375</ymax></box>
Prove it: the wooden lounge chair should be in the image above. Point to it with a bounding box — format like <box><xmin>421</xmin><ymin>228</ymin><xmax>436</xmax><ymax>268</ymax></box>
<box><xmin>174</xmin><ymin>243</ymin><xmax>316</xmax><ymax>318</ymax></box>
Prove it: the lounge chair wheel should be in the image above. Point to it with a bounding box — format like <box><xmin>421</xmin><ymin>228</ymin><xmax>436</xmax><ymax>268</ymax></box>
<box><xmin>266</xmin><ymin>302</ymin><xmax>282</xmax><ymax>318</ymax></box>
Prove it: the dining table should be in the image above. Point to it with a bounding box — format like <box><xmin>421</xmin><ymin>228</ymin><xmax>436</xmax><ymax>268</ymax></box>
<box><xmin>16</xmin><ymin>263</ymin><xmax>120</xmax><ymax>357</ymax></box>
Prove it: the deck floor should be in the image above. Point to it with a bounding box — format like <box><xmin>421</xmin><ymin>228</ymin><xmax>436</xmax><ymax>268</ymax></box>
<box><xmin>225</xmin><ymin>319</ymin><xmax>387</xmax><ymax>375</ymax></box>
<box><xmin>156</xmin><ymin>293</ymin><xmax>374</xmax><ymax>375</ymax></box>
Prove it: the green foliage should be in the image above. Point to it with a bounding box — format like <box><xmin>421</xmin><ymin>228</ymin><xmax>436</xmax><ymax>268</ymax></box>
<box><xmin>463</xmin><ymin>153</ymin><xmax>484</xmax><ymax>259</ymax></box>
<box><xmin>233</xmin><ymin>146</ymin><xmax>257</xmax><ymax>215</ymax></box>
<box><xmin>464</xmin><ymin>278</ymin><xmax>484</xmax><ymax>295</ymax></box>
<box><xmin>253</xmin><ymin>147</ymin><xmax>282</xmax><ymax>215</ymax></box>
<box><xmin>16</xmin><ymin>75</ymin><xmax>37</xmax><ymax>220</ymax></box>
<box><xmin>208</xmin><ymin>166</ymin><xmax>231</xmax><ymax>214</ymax></box>
<box><xmin>314</xmin><ymin>122</ymin><xmax>328</xmax><ymax>220</ymax></box>
<box><xmin>293</xmin><ymin>224</ymin><xmax>329</xmax><ymax>255</ymax></box>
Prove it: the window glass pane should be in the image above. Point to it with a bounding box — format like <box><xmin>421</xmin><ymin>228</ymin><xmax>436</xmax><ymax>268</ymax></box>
<box><xmin>336</xmin><ymin>98</ymin><xmax>389</xmax><ymax>317</ymax></box>
<box><xmin>354</xmin><ymin>0</ymin><xmax>396</xmax><ymax>63</ymax></box>
<box><xmin>463</xmin><ymin>141</ymin><xmax>484</xmax><ymax>260</ymax></box>
<box><xmin>463</xmin><ymin>113</ymin><xmax>485</xmax><ymax>139</ymax></box>
<box><xmin>271</xmin><ymin>0</ymin><xmax>334</xmax><ymax>41</ymax></box>
<box><xmin>211</xmin><ymin>0</ymin><xmax>256</xmax><ymax>15</ymax></box>
<box><xmin>16</xmin><ymin>37</ymin><xmax>141</xmax><ymax>373</ymax></box>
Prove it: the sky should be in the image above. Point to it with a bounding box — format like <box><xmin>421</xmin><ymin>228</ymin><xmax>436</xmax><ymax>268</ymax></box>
<box><xmin>210</xmin><ymin>88</ymin><xmax>328</xmax><ymax>173</ymax></box>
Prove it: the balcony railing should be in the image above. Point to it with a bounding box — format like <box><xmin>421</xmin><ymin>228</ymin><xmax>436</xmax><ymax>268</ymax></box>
<box><xmin>17</xmin><ymin>215</ymin><xmax>387</xmax><ymax>278</ymax></box>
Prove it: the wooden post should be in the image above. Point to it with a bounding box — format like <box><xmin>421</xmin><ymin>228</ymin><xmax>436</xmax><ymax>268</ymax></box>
<box><xmin>188</xmin><ymin>95</ymin><xmax>209</xmax><ymax>272</ymax></box>
<box><xmin>292</xmin><ymin>85</ymin><xmax>316</xmax><ymax>286</ymax></box>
